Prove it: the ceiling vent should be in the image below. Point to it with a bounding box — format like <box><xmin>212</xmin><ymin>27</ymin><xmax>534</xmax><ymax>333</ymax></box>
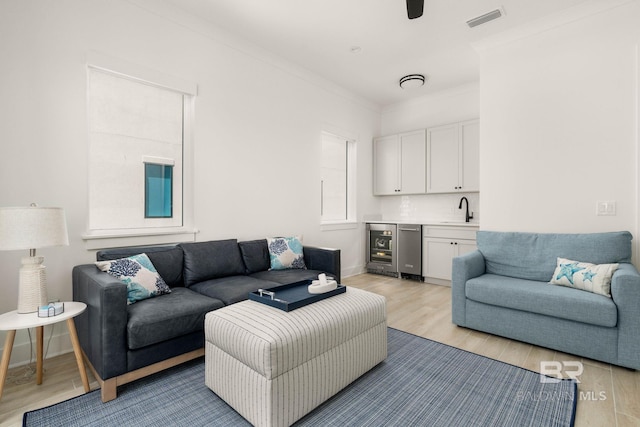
<box><xmin>466</xmin><ymin>7</ymin><xmax>505</xmax><ymax>28</ymax></box>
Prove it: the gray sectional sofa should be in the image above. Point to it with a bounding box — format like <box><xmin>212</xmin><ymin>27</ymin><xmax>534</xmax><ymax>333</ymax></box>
<box><xmin>452</xmin><ymin>231</ymin><xmax>640</xmax><ymax>370</ymax></box>
<box><xmin>72</xmin><ymin>238</ymin><xmax>341</xmax><ymax>401</ymax></box>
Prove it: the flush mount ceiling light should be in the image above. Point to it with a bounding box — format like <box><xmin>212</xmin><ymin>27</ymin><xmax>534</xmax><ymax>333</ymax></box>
<box><xmin>399</xmin><ymin>74</ymin><xmax>426</xmax><ymax>89</ymax></box>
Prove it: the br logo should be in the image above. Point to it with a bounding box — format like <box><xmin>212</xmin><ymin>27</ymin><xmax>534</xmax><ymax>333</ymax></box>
<box><xmin>539</xmin><ymin>361</ymin><xmax>583</xmax><ymax>383</ymax></box>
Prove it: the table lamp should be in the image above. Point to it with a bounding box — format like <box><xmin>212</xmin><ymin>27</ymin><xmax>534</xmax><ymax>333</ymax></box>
<box><xmin>0</xmin><ymin>204</ymin><xmax>69</xmax><ymax>313</ymax></box>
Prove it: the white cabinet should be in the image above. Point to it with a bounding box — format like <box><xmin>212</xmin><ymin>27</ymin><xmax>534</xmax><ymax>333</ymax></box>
<box><xmin>373</xmin><ymin>135</ymin><xmax>399</xmax><ymax>195</ymax></box>
<box><xmin>426</xmin><ymin>120</ymin><xmax>479</xmax><ymax>193</ymax></box>
<box><xmin>373</xmin><ymin>130</ymin><xmax>426</xmax><ymax>195</ymax></box>
<box><xmin>422</xmin><ymin>225</ymin><xmax>478</xmax><ymax>284</ymax></box>
<box><xmin>460</xmin><ymin>120</ymin><xmax>480</xmax><ymax>192</ymax></box>
<box><xmin>400</xmin><ymin>130</ymin><xmax>427</xmax><ymax>194</ymax></box>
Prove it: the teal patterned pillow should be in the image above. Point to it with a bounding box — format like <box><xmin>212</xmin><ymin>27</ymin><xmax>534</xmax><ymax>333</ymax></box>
<box><xmin>549</xmin><ymin>257</ymin><xmax>618</xmax><ymax>297</ymax></box>
<box><xmin>267</xmin><ymin>236</ymin><xmax>307</xmax><ymax>270</ymax></box>
<box><xmin>96</xmin><ymin>253</ymin><xmax>171</xmax><ymax>304</ymax></box>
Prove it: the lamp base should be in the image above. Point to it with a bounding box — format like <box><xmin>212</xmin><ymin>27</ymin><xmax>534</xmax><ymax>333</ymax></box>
<box><xmin>18</xmin><ymin>256</ymin><xmax>48</xmax><ymax>314</ymax></box>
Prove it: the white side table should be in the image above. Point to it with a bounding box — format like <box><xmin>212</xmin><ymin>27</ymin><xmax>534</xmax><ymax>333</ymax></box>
<box><xmin>0</xmin><ymin>301</ymin><xmax>90</xmax><ymax>400</ymax></box>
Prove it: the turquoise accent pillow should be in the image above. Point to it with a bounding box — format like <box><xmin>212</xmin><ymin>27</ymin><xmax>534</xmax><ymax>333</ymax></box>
<box><xmin>549</xmin><ymin>257</ymin><xmax>618</xmax><ymax>297</ymax></box>
<box><xmin>96</xmin><ymin>253</ymin><xmax>171</xmax><ymax>304</ymax></box>
<box><xmin>267</xmin><ymin>236</ymin><xmax>307</xmax><ymax>270</ymax></box>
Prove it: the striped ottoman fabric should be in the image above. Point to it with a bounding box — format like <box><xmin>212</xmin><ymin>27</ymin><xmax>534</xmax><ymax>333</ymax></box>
<box><xmin>204</xmin><ymin>287</ymin><xmax>387</xmax><ymax>427</ymax></box>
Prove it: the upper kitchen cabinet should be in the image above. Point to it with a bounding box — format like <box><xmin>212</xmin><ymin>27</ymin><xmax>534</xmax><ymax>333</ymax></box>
<box><xmin>373</xmin><ymin>130</ymin><xmax>426</xmax><ymax>195</ymax></box>
<box><xmin>426</xmin><ymin>120</ymin><xmax>479</xmax><ymax>193</ymax></box>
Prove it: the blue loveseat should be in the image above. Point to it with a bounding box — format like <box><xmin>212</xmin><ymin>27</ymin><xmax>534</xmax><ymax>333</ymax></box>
<box><xmin>452</xmin><ymin>231</ymin><xmax>640</xmax><ymax>370</ymax></box>
<box><xmin>72</xmin><ymin>238</ymin><xmax>340</xmax><ymax>401</ymax></box>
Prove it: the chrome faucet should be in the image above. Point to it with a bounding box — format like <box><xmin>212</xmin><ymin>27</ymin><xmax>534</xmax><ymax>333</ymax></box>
<box><xmin>458</xmin><ymin>197</ymin><xmax>474</xmax><ymax>223</ymax></box>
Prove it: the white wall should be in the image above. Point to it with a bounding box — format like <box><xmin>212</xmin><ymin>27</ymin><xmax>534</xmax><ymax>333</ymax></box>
<box><xmin>378</xmin><ymin>83</ymin><xmax>480</xmax><ymax>221</ymax></box>
<box><xmin>0</xmin><ymin>0</ymin><xmax>381</xmax><ymax>366</ymax></box>
<box><xmin>477</xmin><ymin>1</ymin><xmax>639</xmax><ymax>242</ymax></box>
<box><xmin>380</xmin><ymin>83</ymin><xmax>480</xmax><ymax>136</ymax></box>
<box><xmin>378</xmin><ymin>0</ymin><xmax>640</xmax><ymax>240</ymax></box>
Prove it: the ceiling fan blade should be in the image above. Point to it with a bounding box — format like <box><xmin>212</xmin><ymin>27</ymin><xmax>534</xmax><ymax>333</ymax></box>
<box><xmin>406</xmin><ymin>0</ymin><xmax>424</xmax><ymax>19</ymax></box>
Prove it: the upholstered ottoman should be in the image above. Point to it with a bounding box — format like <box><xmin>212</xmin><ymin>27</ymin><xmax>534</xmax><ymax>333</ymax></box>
<box><xmin>204</xmin><ymin>287</ymin><xmax>387</xmax><ymax>427</ymax></box>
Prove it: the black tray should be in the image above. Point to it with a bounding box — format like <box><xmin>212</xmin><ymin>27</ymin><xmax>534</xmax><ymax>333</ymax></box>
<box><xmin>248</xmin><ymin>280</ymin><xmax>346</xmax><ymax>312</ymax></box>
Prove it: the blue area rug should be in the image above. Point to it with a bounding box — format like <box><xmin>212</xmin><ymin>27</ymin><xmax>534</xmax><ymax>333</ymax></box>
<box><xmin>23</xmin><ymin>328</ymin><xmax>576</xmax><ymax>426</ymax></box>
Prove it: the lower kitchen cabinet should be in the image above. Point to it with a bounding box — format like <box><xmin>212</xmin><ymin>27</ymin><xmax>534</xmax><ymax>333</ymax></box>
<box><xmin>422</xmin><ymin>225</ymin><xmax>478</xmax><ymax>285</ymax></box>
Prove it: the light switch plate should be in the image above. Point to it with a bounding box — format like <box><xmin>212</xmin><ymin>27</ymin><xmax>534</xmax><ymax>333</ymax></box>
<box><xmin>596</xmin><ymin>201</ymin><xmax>616</xmax><ymax>216</ymax></box>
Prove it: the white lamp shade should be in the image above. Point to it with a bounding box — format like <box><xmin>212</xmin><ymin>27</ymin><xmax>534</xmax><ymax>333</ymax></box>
<box><xmin>0</xmin><ymin>206</ymin><xmax>69</xmax><ymax>251</ymax></box>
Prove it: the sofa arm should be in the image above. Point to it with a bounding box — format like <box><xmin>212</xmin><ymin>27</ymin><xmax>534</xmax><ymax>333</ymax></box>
<box><xmin>451</xmin><ymin>250</ymin><xmax>486</xmax><ymax>327</ymax></box>
<box><xmin>611</xmin><ymin>263</ymin><xmax>640</xmax><ymax>369</ymax></box>
<box><xmin>303</xmin><ymin>246</ymin><xmax>341</xmax><ymax>283</ymax></box>
<box><xmin>72</xmin><ymin>264</ymin><xmax>128</xmax><ymax>381</ymax></box>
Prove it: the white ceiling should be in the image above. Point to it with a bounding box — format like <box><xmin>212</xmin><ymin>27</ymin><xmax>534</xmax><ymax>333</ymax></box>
<box><xmin>162</xmin><ymin>0</ymin><xmax>591</xmax><ymax>107</ymax></box>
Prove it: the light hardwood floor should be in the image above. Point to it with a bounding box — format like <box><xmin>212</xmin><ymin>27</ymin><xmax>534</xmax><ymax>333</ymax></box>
<box><xmin>1</xmin><ymin>273</ymin><xmax>639</xmax><ymax>426</ymax></box>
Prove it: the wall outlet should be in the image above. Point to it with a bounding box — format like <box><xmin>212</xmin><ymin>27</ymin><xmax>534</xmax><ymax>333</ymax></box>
<box><xmin>596</xmin><ymin>201</ymin><xmax>616</xmax><ymax>216</ymax></box>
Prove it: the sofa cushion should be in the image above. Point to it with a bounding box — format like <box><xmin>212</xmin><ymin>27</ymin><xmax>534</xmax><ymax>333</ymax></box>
<box><xmin>250</xmin><ymin>269</ymin><xmax>328</xmax><ymax>285</ymax></box>
<box><xmin>145</xmin><ymin>247</ymin><xmax>185</xmax><ymax>288</ymax></box>
<box><xmin>549</xmin><ymin>257</ymin><xmax>618</xmax><ymax>297</ymax></box>
<box><xmin>267</xmin><ymin>236</ymin><xmax>306</xmax><ymax>270</ymax></box>
<box><xmin>466</xmin><ymin>274</ymin><xmax>618</xmax><ymax>328</ymax></box>
<box><xmin>476</xmin><ymin>231</ymin><xmax>632</xmax><ymax>281</ymax></box>
<box><xmin>238</xmin><ymin>239</ymin><xmax>270</xmax><ymax>273</ymax></box>
<box><xmin>95</xmin><ymin>254</ymin><xmax>171</xmax><ymax>304</ymax></box>
<box><xmin>190</xmin><ymin>276</ymin><xmax>282</xmax><ymax>305</ymax></box>
<box><xmin>180</xmin><ymin>240</ymin><xmax>246</xmax><ymax>287</ymax></box>
<box><xmin>126</xmin><ymin>287</ymin><xmax>224</xmax><ymax>350</ymax></box>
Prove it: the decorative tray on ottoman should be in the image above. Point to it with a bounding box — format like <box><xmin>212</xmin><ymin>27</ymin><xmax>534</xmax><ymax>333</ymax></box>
<box><xmin>248</xmin><ymin>280</ymin><xmax>346</xmax><ymax>312</ymax></box>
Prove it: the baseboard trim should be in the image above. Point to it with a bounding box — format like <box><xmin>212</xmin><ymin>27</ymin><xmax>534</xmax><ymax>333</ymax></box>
<box><xmin>342</xmin><ymin>264</ymin><xmax>365</xmax><ymax>279</ymax></box>
<box><xmin>2</xmin><ymin>325</ymin><xmax>72</xmax><ymax>369</ymax></box>
<box><xmin>424</xmin><ymin>277</ymin><xmax>451</xmax><ymax>287</ymax></box>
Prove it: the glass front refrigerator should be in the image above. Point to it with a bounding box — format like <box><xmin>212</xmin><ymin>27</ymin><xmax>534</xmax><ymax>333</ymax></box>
<box><xmin>366</xmin><ymin>223</ymin><xmax>398</xmax><ymax>277</ymax></box>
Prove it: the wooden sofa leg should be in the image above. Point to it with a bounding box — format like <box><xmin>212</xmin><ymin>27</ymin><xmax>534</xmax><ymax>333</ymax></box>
<box><xmin>101</xmin><ymin>378</ymin><xmax>117</xmax><ymax>402</ymax></box>
<box><xmin>90</xmin><ymin>349</ymin><xmax>205</xmax><ymax>403</ymax></box>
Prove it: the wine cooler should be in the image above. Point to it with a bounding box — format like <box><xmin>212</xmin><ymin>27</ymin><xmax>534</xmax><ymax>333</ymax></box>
<box><xmin>366</xmin><ymin>223</ymin><xmax>398</xmax><ymax>277</ymax></box>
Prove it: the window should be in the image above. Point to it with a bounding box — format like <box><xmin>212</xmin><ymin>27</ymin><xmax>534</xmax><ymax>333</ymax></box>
<box><xmin>145</xmin><ymin>161</ymin><xmax>174</xmax><ymax>218</ymax></box>
<box><xmin>320</xmin><ymin>132</ymin><xmax>355</xmax><ymax>224</ymax></box>
<box><xmin>85</xmin><ymin>56</ymin><xmax>196</xmax><ymax>246</ymax></box>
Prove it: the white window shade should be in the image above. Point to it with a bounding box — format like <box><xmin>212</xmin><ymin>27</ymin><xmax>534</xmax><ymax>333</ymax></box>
<box><xmin>88</xmin><ymin>68</ymin><xmax>185</xmax><ymax>232</ymax></box>
<box><xmin>321</xmin><ymin>132</ymin><xmax>355</xmax><ymax>223</ymax></box>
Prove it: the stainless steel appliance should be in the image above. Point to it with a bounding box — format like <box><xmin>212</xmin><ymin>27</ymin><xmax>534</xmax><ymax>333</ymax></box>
<box><xmin>397</xmin><ymin>224</ymin><xmax>422</xmax><ymax>280</ymax></box>
<box><xmin>366</xmin><ymin>223</ymin><xmax>398</xmax><ymax>277</ymax></box>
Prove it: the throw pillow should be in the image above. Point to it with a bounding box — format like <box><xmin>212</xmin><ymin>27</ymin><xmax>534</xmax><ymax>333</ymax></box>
<box><xmin>549</xmin><ymin>257</ymin><xmax>618</xmax><ymax>297</ymax></box>
<box><xmin>95</xmin><ymin>253</ymin><xmax>171</xmax><ymax>304</ymax></box>
<box><xmin>267</xmin><ymin>236</ymin><xmax>307</xmax><ymax>270</ymax></box>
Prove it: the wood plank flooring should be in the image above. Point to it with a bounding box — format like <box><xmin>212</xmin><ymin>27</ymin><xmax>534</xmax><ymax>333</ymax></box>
<box><xmin>1</xmin><ymin>273</ymin><xmax>638</xmax><ymax>426</ymax></box>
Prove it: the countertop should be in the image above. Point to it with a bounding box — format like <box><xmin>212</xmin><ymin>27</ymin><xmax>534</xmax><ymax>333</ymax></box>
<box><xmin>365</xmin><ymin>220</ymin><xmax>479</xmax><ymax>227</ymax></box>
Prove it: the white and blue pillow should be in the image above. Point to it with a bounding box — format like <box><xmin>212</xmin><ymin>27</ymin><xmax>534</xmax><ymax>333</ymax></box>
<box><xmin>96</xmin><ymin>253</ymin><xmax>171</xmax><ymax>304</ymax></box>
<box><xmin>549</xmin><ymin>257</ymin><xmax>618</xmax><ymax>297</ymax></box>
<box><xmin>267</xmin><ymin>236</ymin><xmax>306</xmax><ymax>270</ymax></box>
